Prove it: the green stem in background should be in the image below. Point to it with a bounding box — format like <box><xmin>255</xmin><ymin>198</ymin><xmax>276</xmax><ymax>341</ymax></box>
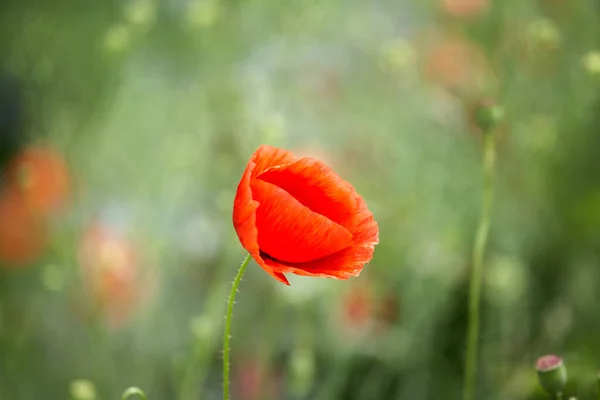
<box><xmin>463</xmin><ymin>131</ymin><xmax>497</xmax><ymax>400</ymax></box>
<box><xmin>121</xmin><ymin>387</ymin><xmax>147</xmax><ymax>400</ymax></box>
<box><xmin>598</xmin><ymin>372</ymin><xmax>600</xmax><ymax>400</ymax></box>
<box><xmin>223</xmin><ymin>254</ymin><xmax>252</xmax><ymax>400</ymax></box>
<box><xmin>556</xmin><ymin>392</ymin><xmax>563</xmax><ymax>400</ymax></box>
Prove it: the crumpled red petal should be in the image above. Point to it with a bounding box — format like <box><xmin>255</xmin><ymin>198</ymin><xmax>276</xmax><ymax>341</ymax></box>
<box><xmin>261</xmin><ymin>195</ymin><xmax>379</xmax><ymax>280</ymax></box>
<box><xmin>250</xmin><ymin>145</ymin><xmax>297</xmax><ymax>178</ymax></box>
<box><xmin>257</xmin><ymin>158</ymin><xmax>359</xmax><ymax>231</ymax></box>
<box><xmin>252</xmin><ymin>179</ymin><xmax>353</xmax><ymax>263</ymax></box>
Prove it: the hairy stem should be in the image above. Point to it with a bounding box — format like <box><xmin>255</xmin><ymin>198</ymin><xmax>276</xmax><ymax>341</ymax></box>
<box><xmin>223</xmin><ymin>254</ymin><xmax>252</xmax><ymax>400</ymax></box>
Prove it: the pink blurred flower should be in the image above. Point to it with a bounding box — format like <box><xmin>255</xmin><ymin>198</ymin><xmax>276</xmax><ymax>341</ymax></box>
<box><xmin>77</xmin><ymin>221</ymin><xmax>152</xmax><ymax>329</ymax></box>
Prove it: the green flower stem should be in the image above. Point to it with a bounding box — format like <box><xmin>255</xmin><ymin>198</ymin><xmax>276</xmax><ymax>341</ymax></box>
<box><xmin>121</xmin><ymin>387</ymin><xmax>147</xmax><ymax>400</ymax></box>
<box><xmin>223</xmin><ymin>253</ymin><xmax>252</xmax><ymax>400</ymax></box>
<box><xmin>463</xmin><ymin>132</ymin><xmax>496</xmax><ymax>400</ymax></box>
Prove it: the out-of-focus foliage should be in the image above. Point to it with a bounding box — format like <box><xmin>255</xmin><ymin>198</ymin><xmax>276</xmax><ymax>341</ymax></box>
<box><xmin>0</xmin><ymin>0</ymin><xmax>599</xmax><ymax>399</ymax></box>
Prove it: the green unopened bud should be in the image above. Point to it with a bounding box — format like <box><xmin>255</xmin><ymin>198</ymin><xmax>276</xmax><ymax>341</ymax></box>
<box><xmin>474</xmin><ymin>99</ymin><xmax>504</xmax><ymax>132</ymax></box>
<box><xmin>536</xmin><ymin>355</ymin><xmax>567</xmax><ymax>395</ymax></box>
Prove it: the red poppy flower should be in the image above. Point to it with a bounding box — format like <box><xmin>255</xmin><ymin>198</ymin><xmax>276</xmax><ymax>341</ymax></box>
<box><xmin>232</xmin><ymin>145</ymin><xmax>379</xmax><ymax>285</ymax></box>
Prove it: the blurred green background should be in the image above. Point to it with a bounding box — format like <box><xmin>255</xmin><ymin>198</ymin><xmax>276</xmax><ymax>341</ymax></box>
<box><xmin>1</xmin><ymin>0</ymin><xmax>600</xmax><ymax>399</ymax></box>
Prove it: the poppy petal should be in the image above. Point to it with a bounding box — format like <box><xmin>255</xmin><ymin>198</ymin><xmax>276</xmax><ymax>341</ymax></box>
<box><xmin>233</xmin><ymin>144</ymin><xmax>296</xmax><ymax>252</ymax></box>
<box><xmin>257</xmin><ymin>158</ymin><xmax>359</xmax><ymax>230</ymax></box>
<box><xmin>266</xmin><ymin>269</ymin><xmax>290</xmax><ymax>285</ymax></box>
<box><xmin>231</xmin><ymin>164</ymin><xmax>290</xmax><ymax>285</ymax></box>
<box><xmin>252</xmin><ymin>179</ymin><xmax>353</xmax><ymax>264</ymax></box>
<box><xmin>232</xmin><ymin>161</ymin><xmax>260</xmax><ymax>255</ymax></box>
<box><xmin>250</xmin><ymin>145</ymin><xmax>297</xmax><ymax>178</ymax></box>
<box><xmin>260</xmin><ymin>195</ymin><xmax>378</xmax><ymax>279</ymax></box>
<box><xmin>232</xmin><ymin>145</ymin><xmax>297</xmax><ymax>285</ymax></box>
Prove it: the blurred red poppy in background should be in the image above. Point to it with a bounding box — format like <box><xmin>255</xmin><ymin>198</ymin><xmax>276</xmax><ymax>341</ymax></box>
<box><xmin>232</xmin><ymin>145</ymin><xmax>379</xmax><ymax>285</ymax></box>
<box><xmin>4</xmin><ymin>144</ymin><xmax>71</xmax><ymax>217</ymax></box>
<box><xmin>0</xmin><ymin>188</ymin><xmax>48</xmax><ymax>266</ymax></box>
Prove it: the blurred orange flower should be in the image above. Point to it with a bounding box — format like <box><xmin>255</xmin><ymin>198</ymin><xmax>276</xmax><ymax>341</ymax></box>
<box><xmin>78</xmin><ymin>222</ymin><xmax>143</xmax><ymax>328</ymax></box>
<box><xmin>4</xmin><ymin>144</ymin><xmax>71</xmax><ymax>217</ymax></box>
<box><xmin>439</xmin><ymin>0</ymin><xmax>489</xmax><ymax>17</ymax></box>
<box><xmin>0</xmin><ymin>189</ymin><xmax>48</xmax><ymax>266</ymax></box>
